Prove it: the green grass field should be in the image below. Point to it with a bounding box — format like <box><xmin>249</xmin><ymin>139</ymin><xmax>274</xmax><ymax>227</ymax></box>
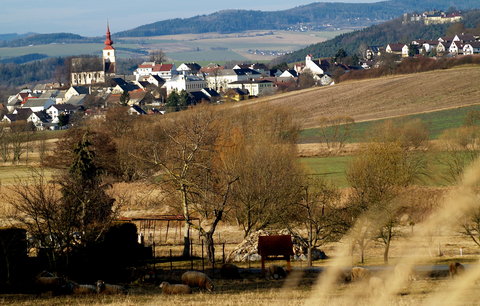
<box><xmin>300</xmin><ymin>152</ymin><xmax>454</xmax><ymax>188</ymax></box>
<box><xmin>299</xmin><ymin>104</ymin><xmax>480</xmax><ymax>144</ymax></box>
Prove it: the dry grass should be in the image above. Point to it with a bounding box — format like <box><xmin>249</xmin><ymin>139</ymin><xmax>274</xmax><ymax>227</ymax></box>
<box><xmin>239</xmin><ymin>65</ymin><xmax>480</xmax><ymax>129</ymax></box>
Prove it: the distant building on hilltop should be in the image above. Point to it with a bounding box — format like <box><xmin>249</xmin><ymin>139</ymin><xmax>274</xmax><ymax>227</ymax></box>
<box><xmin>71</xmin><ymin>24</ymin><xmax>116</xmax><ymax>86</ymax></box>
<box><xmin>403</xmin><ymin>11</ymin><xmax>463</xmax><ymax>25</ymax></box>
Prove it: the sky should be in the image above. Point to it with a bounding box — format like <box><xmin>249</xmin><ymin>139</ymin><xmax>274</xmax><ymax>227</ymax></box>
<box><xmin>1</xmin><ymin>0</ymin><xmax>381</xmax><ymax>36</ymax></box>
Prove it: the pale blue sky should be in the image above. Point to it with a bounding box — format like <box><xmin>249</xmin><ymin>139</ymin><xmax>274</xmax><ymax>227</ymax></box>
<box><xmin>1</xmin><ymin>0</ymin><xmax>381</xmax><ymax>36</ymax></box>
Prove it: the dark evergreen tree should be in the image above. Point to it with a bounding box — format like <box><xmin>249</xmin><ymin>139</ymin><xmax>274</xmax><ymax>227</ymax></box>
<box><xmin>59</xmin><ymin>132</ymin><xmax>114</xmax><ymax>245</ymax></box>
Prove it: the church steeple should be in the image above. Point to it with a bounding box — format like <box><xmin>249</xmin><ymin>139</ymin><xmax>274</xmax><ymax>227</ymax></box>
<box><xmin>104</xmin><ymin>22</ymin><xmax>114</xmax><ymax>49</ymax></box>
<box><xmin>102</xmin><ymin>22</ymin><xmax>116</xmax><ymax>74</ymax></box>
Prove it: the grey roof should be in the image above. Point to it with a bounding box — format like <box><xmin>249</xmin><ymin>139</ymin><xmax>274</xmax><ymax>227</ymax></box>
<box><xmin>12</xmin><ymin>108</ymin><xmax>33</xmax><ymax>121</ymax></box>
<box><xmin>22</xmin><ymin>98</ymin><xmax>54</xmax><ymax>108</ymax></box>
<box><xmin>71</xmin><ymin>86</ymin><xmax>90</xmax><ymax>95</ymax></box>
<box><xmin>229</xmin><ymin>79</ymin><xmax>274</xmax><ymax>85</ymax></box>
<box><xmin>65</xmin><ymin>94</ymin><xmax>87</xmax><ymax>106</ymax></box>
<box><xmin>32</xmin><ymin>111</ymin><xmax>52</xmax><ymax>123</ymax></box>
<box><xmin>48</xmin><ymin>103</ymin><xmax>81</xmax><ymax>112</ymax></box>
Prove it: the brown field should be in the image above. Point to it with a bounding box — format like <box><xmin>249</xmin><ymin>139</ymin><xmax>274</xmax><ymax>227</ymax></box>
<box><xmin>242</xmin><ymin>65</ymin><xmax>480</xmax><ymax>129</ymax></box>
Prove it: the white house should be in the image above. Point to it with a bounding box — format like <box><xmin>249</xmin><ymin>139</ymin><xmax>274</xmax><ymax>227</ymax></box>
<box><xmin>279</xmin><ymin>69</ymin><xmax>298</xmax><ymax>78</ymax></box>
<box><xmin>463</xmin><ymin>42</ymin><xmax>480</xmax><ymax>55</ymax></box>
<box><xmin>205</xmin><ymin>69</ymin><xmax>261</xmax><ymax>92</ymax></box>
<box><xmin>227</xmin><ymin>80</ymin><xmax>275</xmax><ymax>96</ymax></box>
<box><xmin>46</xmin><ymin>103</ymin><xmax>81</xmax><ymax>123</ymax></box>
<box><xmin>65</xmin><ymin>86</ymin><xmax>90</xmax><ymax>101</ymax></box>
<box><xmin>176</xmin><ymin>63</ymin><xmax>202</xmax><ymax>76</ymax></box>
<box><xmin>21</xmin><ymin>98</ymin><xmax>55</xmax><ymax>112</ymax></box>
<box><xmin>436</xmin><ymin>41</ymin><xmax>452</xmax><ymax>54</ymax></box>
<box><xmin>27</xmin><ymin>111</ymin><xmax>52</xmax><ymax>130</ymax></box>
<box><xmin>133</xmin><ymin>62</ymin><xmax>177</xmax><ymax>81</ymax></box>
<box><xmin>146</xmin><ymin>75</ymin><xmax>165</xmax><ymax>87</ymax></box>
<box><xmin>449</xmin><ymin>41</ymin><xmax>464</xmax><ymax>55</ymax></box>
<box><xmin>386</xmin><ymin>44</ymin><xmax>409</xmax><ymax>57</ymax></box>
<box><xmin>164</xmin><ymin>75</ymin><xmax>208</xmax><ymax>95</ymax></box>
<box><xmin>303</xmin><ymin>55</ymin><xmax>327</xmax><ymax>75</ymax></box>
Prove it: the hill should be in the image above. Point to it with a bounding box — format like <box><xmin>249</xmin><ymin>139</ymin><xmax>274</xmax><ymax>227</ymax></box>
<box><xmin>276</xmin><ymin>9</ymin><xmax>480</xmax><ymax>62</ymax></box>
<box><xmin>0</xmin><ymin>33</ymin><xmax>101</xmax><ymax>48</ymax></box>
<box><xmin>116</xmin><ymin>0</ymin><xmax>480</xmax><ymax>38</ymax></box>
<box><xmin>241</xmin><ymin>65</ymin><xmax>480</xmax><ymax>129</ymax></box>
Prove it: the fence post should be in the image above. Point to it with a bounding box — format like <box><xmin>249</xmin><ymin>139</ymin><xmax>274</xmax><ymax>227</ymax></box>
<box><xmin>170</xmin><ymin>249</ymin><xmax>173</xmax><ymax>271</ymax></box>
<box><xmin>201</xmin><ymin>240</ymin><xmax>205</xmax><ymax>272</ymax></box>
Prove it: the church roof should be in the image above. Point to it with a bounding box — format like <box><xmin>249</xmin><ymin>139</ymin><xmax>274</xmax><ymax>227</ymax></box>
<box><xmin>104</xmin><ymin>24</ymin><xmax>114</xmax><ymax>50</ymax></box>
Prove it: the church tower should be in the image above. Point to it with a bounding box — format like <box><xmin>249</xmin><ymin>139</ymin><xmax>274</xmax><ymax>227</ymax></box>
<box><xmin>103</xmin><ymin>23</ymin><xmax>116</xmax><ymax>75</ymax></box>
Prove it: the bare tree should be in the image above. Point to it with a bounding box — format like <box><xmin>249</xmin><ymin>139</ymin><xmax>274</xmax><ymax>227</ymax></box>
<box><xmin>291</xmin><ymin>177</ymin><xmax>347</xmax><ymax>266</ymax></box>
<box><xmin>317</xmin><ymin>116</ymin><xmax>355</xmax><ymax>152</ymax></box>
<box><xmin>346</xmin><ymin>141</ymin><xmax>425</xmax><ymax>263</ymax></box>
<box><xmin>149</xmin><ymin>49</ymin><xmax>167</xmax><ymax>63</ymax></box>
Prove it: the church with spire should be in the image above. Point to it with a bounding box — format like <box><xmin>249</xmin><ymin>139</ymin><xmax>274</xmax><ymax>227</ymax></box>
<box><xmin>71</xmin><ymin>24</ymin><xmax>117</xmax><ymax>86</ymax></box>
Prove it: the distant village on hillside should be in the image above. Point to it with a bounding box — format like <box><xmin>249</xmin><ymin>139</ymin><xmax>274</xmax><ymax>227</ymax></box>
<box><xmin>2</xmin><ymin>10</ymin><xmax>479</xmax><ymax>131</ymax></box>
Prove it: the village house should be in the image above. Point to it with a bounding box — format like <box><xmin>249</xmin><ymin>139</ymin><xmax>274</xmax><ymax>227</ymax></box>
<box><xmin>463</xmin><ymin>42</ymin><xmax>480</xmax><ymax>55</ymax></box>
<box><xmin>227</xmin><ymin>79</ymin><xmax>275</xmax><ymax>97</ymax></box>
<box><xmin>386</xmin><ymin>44</ymin><xmax>409</xmax><ymax>57</ymax></box>
<box><xmin>176</xmin><ymin>63</ymin><xmax>202</xmax><ymax>76</ymax></box>
<box><xmin>436</xmin><ymin>41</ymin><xmax>452</xmax><ymax>54</ymax></box>
<box><xmin>302</xmin><ymin>55</ymin><xmax>330</xmax><ymax>75</ymax></box>
<box><xmin>46</xmin><ymin>104</ymin><xmax>81</xmax><ymax>124</ymax></box>
<box><xmin>279</xmin><ymin>69</ymin><xmax>298</xmax><ymax>79</ymax></box>
<box><xmin>223</xmin><ymin>88</ymin><xmax>249</xmax><ymax>102</ymax></box>
<box><xmin>65</xmin><ymin>86</ymin><xmax>90</xmax><ymax>101</ymax></box>
<box><xmin>39</xmin><ymin>89</ymin><xmax>66</xmax><ymax>104</ymax></box>
<box><xmin>27</xmin><ymin>111</ymin><xmax>53</xmax><ymax>130</ymax></box>
<box><xmin>205</xmin><ymin>68</ymin><xmax>261</xmax><ymax>92</ymax></box>
<box><xmin>21</xmin><ymin>98</ymin><xmax>55</xmax><ymax>112</ymax></box>
<box><xmin>2</xmin><ymin>108</ymin><xmax>33</xmax><ymax>124</ymax></box>
<box><xmin>449</xmin><ymin>41</ymin><xmax>465</xmax><ymax>55</ymax></box>
<box><xmin>133</xmin><ymin>62</ymin><xmax>177</xmax><ymax>81</ymax></box>
<box><xmin>164</xmin><ymin>75</ymin><xmax>208</xmax><ymax>95</ymax></box>
<box><xmin>365</xmin><ymin>46</ymin><xmax>382</xmax><ymax>60</ymax></box>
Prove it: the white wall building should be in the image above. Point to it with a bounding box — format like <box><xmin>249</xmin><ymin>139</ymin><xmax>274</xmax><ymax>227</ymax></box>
<box><xmin>164</xmin><ymin>75</ymin><xmax>208</xmax><ymax>95</ymax></box>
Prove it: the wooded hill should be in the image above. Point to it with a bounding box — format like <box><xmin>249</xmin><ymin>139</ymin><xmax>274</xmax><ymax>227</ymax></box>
<box><xmin>116</xmin><ymin>0</ymin><xmax>480</xmax><ymax>37</ymax></box>
<box><xmin>275</xmin><ymin>9</ymin><xmax>480</xmax><ymax>63</ymax></box>
<box><xmin>0</xmin><ymin>33</ymin><xmax>101</xmax><ymax>48</ymax></box>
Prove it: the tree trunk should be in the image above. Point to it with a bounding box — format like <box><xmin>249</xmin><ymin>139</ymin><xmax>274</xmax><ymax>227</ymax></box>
<box><xmin>307</xmin><ymin>229</ymin><xmax>313</xmax><ymax>267</ymax></box>
<box><xmin>182</xmin><ymin>222</ymin><xmax>191</xmax><ymax>257</ymax></box>
<box><xmin>360</xmin><ymin>247</ymin><xmax>365</xmax><ymax>264</ymax></box>
<box><xmin>384</xmin><ymin>238</ymin><xmax>391</xmax><ymax>264</ymax></box>
<box><xmin>206</xmin><ymin>232</ymin><xmax>215</xmax><ymax>264</ymax></box>
<box><xmin>384</xmin><ymin>226</ymin><xmax>393</xmax><ymax>264</ymax></box>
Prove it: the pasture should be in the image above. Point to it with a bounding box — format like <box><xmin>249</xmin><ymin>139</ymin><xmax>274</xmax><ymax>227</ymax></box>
<box><xmin>244</xmin><ymin>65</ymin><xmax>480</xmax><ymax>129</ymax></box>
<box><xmin>299</xmin><ymin>104</ymin><xmax>480</xmax><ymax>144</ymax></box>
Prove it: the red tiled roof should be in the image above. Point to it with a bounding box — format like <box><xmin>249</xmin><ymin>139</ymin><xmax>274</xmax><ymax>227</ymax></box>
<box><xmin>152</xmin><ymin>64</ymin><xmax>173</xmax><ymax>72</ymax></box>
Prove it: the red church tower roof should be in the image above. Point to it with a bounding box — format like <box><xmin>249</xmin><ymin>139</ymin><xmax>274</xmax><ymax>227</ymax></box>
<box><xmin>104</xmin><ymin>23</ymin><xmax>114</xmax><ymax>50</ymax></box>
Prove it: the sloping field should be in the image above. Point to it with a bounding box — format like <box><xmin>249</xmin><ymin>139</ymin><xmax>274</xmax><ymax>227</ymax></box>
<box><xmin>246</xmin><ymin>65</ymin><xmax>480</xmax><ymax>129</ymax></box>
